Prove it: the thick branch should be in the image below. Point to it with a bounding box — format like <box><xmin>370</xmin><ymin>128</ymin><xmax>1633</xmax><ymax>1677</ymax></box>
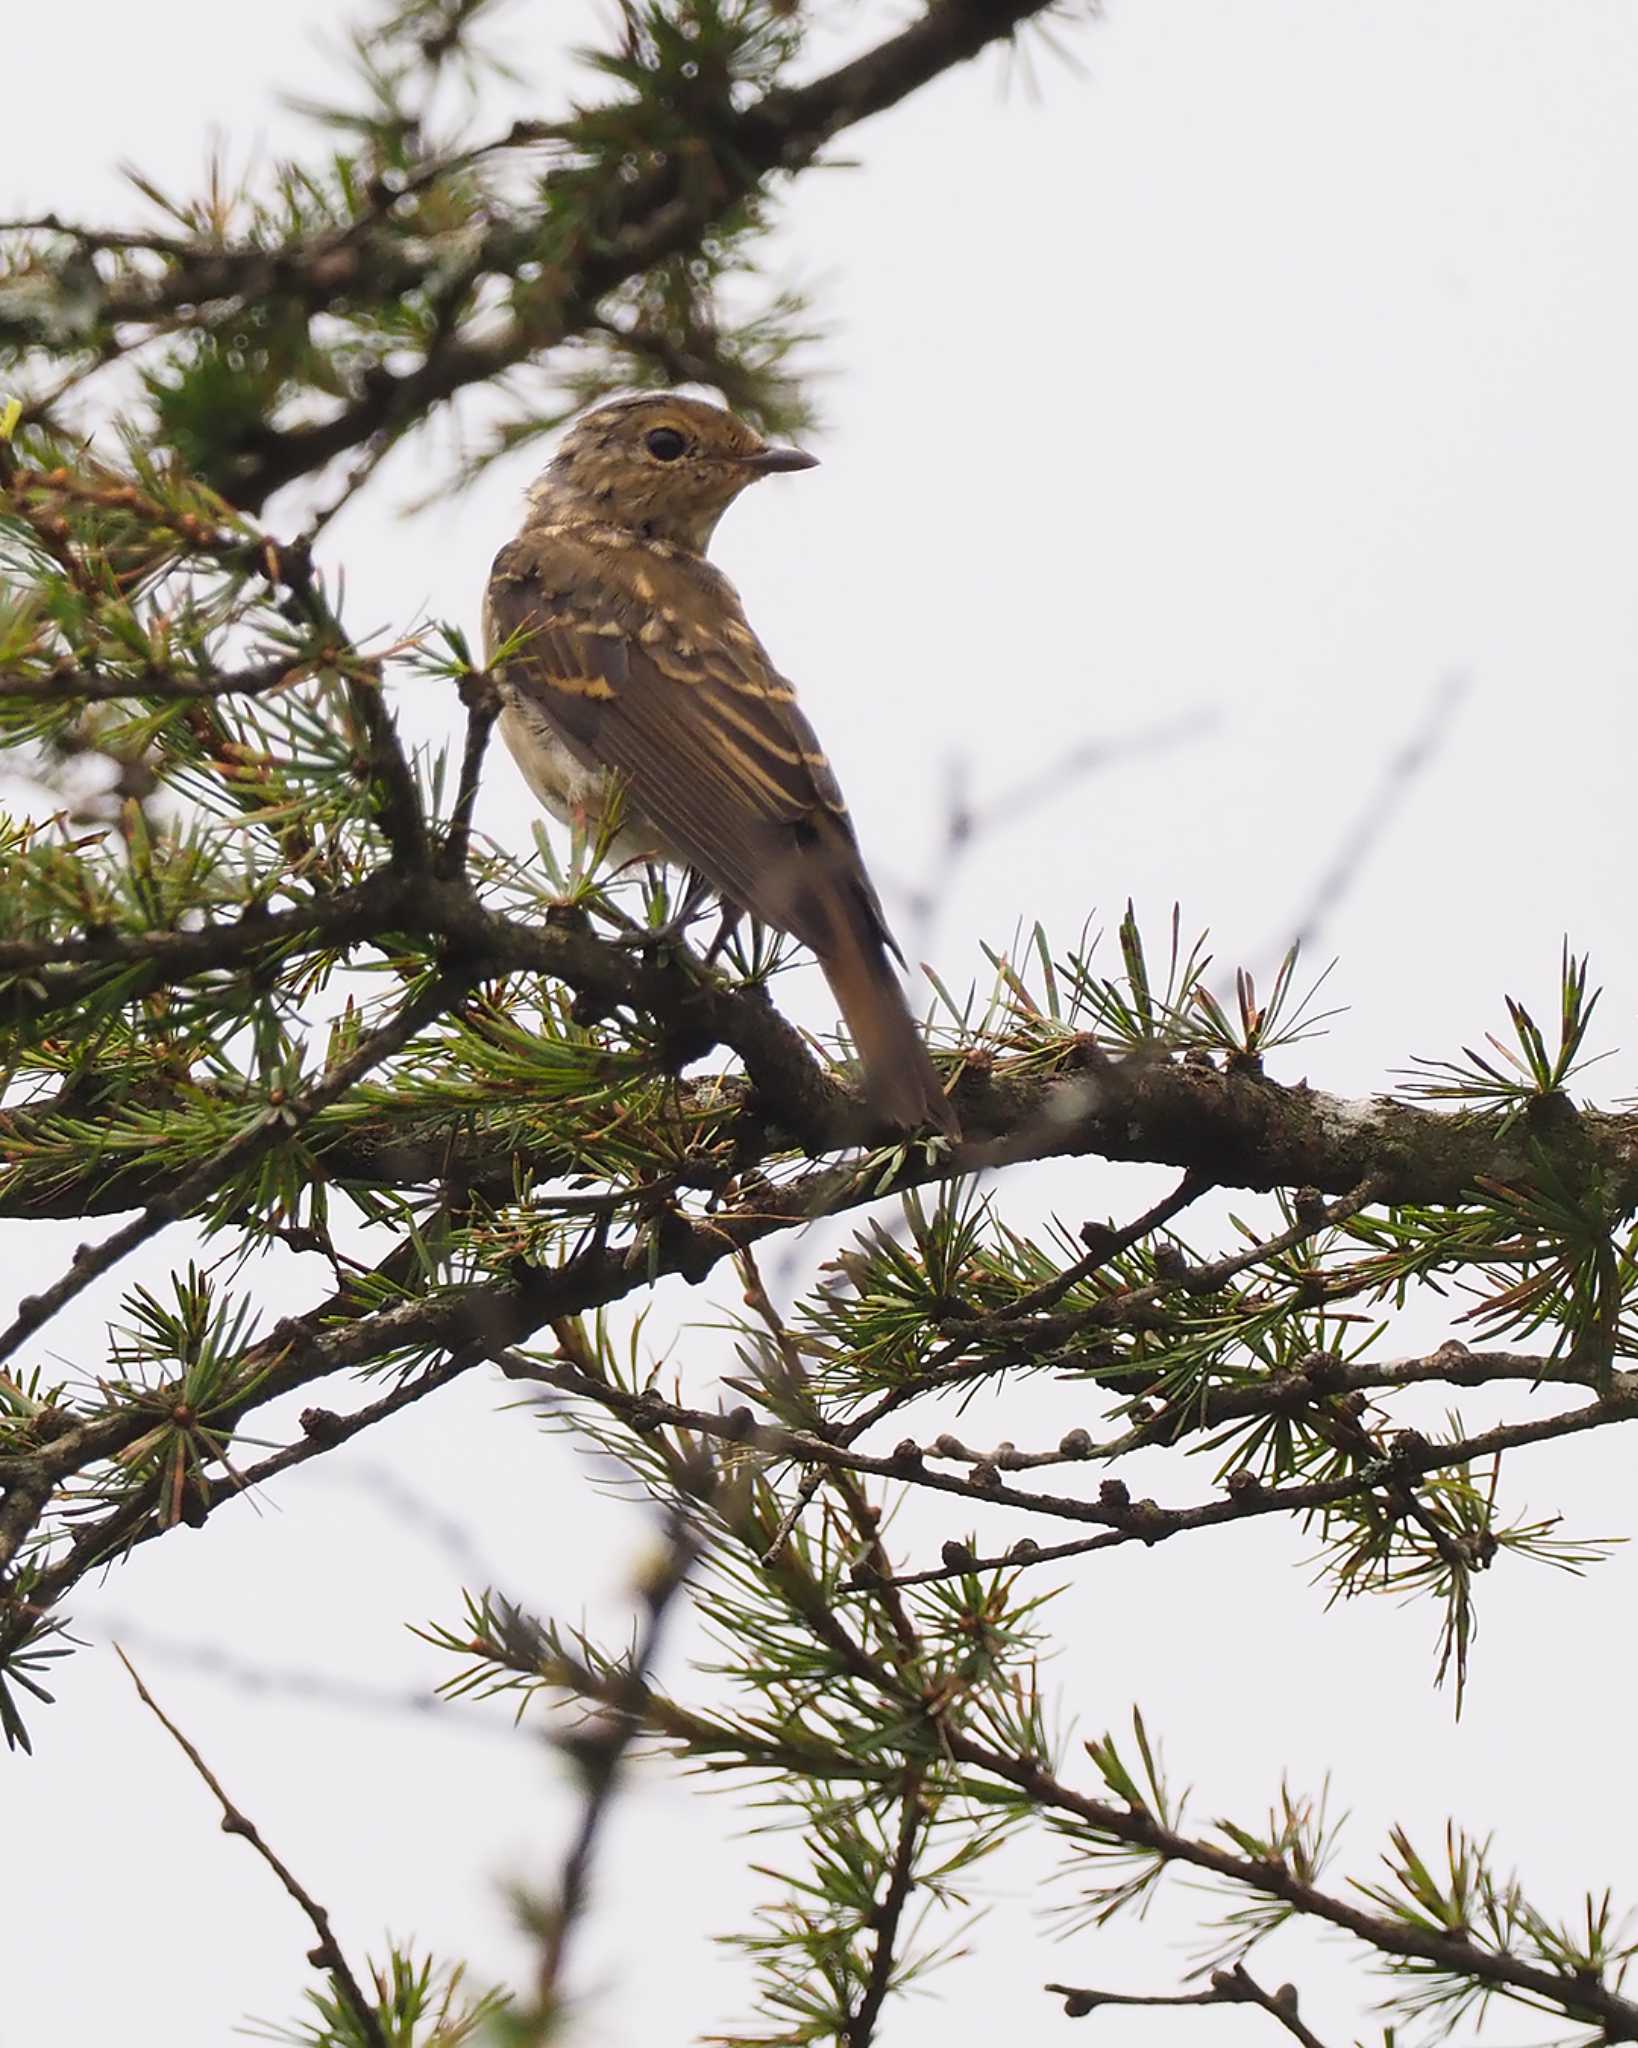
<box><xmin>9</xmin><ymin>995</ymin><xmax>1638</xmax><ymax>1224</ymax></box>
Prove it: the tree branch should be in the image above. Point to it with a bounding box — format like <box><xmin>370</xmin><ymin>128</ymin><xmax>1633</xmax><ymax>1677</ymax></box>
<box><xmin>1047</xmin><ymin>1965</ymin><xmax>1333</xmax><ymax>2048</ymax></box>
<box><xmin>37</xmin><ymin>0</ymin><xmax>1068</xmax><ymax>510</ymax></box>
<box><xmin>116</xmin><ymin>1648</ymin><xmax>389</xmax><ymax>2048</ymax></box>
<box><xmin>964</xmin><ymin>1737</ymin><xmax>1638</xmax><ymax>2041</ymax></box>
<box><xmin>0</xmin><ymin>960</ymin><xmax>474</xmax><ymax>1409</ymax></box>
<box><xmin>843</xmin><ymin>1775</ymin><xmax>924</xmax><ymax>2048</ymax></box>
<box><xmin>9</xmin><ymin>975</ymin><xmax>1638</xmax><ymax>1222</ymax></box>
<box><xmin>529</xmin><ymin>1510</ymin><xmax>696</xmax><ymax>2018</ymax></box>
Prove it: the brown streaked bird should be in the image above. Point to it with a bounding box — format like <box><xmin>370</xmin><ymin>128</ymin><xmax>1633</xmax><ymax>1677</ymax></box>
<box><xmin>484</xmin><ymin>391</ymin><xmax>956</xmax><ymax>1136</ymax></box>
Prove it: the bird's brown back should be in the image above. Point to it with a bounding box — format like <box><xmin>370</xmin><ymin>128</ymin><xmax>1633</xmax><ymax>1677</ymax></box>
<box><xmin>486</xmin><ymin>517</ymin><xmax>903</xmax><ymax>971</ymax></box>
<box><xmin>485</xmin><ymin>389</ymin><xmax>955</xmax><ymax>1134</ymax></box>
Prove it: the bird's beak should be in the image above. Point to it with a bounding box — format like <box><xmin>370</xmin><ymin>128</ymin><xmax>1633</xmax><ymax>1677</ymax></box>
<box><xmin>742</xmin><ymin>443</ymin><xmax>819</xmax><ymax>475</ymax></box>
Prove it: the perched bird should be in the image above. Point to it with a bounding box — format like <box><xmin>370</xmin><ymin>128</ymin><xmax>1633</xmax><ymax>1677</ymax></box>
<box><xmin>484</xmin><ymin>391</ymin><xmax>956</xmax><ymax>1135</ymax></box>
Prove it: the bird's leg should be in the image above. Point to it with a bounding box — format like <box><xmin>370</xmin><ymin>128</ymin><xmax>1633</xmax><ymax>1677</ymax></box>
<box><xmin>612</xmin><ymin>865</ymin><xmax>716</xmax><ymax>949</ymax></box>
<box><xmin>701</xmin><ymin>900</ymin><xmax>744</xmax><ymax>967</ymax></box>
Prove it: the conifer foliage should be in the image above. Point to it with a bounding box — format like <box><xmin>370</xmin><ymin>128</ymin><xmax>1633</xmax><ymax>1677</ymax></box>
<box><xmin>4</xmin><ymin>5</ymin><xmax>1637</xmax><ymax>2044</ymax></box>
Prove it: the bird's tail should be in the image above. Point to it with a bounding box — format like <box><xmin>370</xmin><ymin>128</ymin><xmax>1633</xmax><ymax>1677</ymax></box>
<box><xmin>762</xmin><ymin>823</ymin><xmax>957</xmax><ymax>1136</ymax></box>
<box><xmin>818</xmin><ymin>927</ymin><xmax>958</xmax><ymax>1137</ymax></box>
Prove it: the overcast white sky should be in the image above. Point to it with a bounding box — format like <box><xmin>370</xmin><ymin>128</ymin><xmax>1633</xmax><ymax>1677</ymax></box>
<box><xmin>8</xmin><ymin>2</ymin><xmax>1638</xmax><ymax>2044</ymax></box>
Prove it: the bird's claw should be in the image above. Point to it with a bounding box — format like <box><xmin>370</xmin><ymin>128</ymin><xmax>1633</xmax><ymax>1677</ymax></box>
<box><xmin>611</xmin><ymin>912</ymin><xmax>702</xmax><ymax>951</ymax></box>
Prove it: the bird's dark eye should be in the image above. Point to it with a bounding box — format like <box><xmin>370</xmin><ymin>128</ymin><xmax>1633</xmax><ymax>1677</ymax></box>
<box><xmin>645</xmin><ymin>427</ymin><xmax>688</xmax><ymax>462</ymax></box>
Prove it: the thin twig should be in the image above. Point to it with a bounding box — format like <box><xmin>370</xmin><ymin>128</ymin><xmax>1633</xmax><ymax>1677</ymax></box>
<box><xmin>759</xmin><ymin>1467</ymin><xmax>825</xmax><ymax>1564</ymax></box>
<box><xmin>485</xmin><ymin>1341</ymin><xmax>1638</xmax><ymax>1574</ymax></box>
<box><xmin>532</xmin><ymin>1510</ymin><xmax>698</xmax><ymax>2011</ymax></box>
<box><xmin>899</xmin><ymin>707</ymin><xmax>1218</xmax><ymax>954</ymax></box>
<box><xmin>346</xmin><ymin>672</ymin><xmax>430</xmax><ymax>871</ymax></box>
<box><xmin>92</xmin><ymin>1615</ymin><xmax>515</xmax><ymax>1736</ymax></box>
<box><xmin>115</xmin><ymin>1648</ymin><xmax>389</xmax><ymax>2048</ymax></box>
<box><xmin>735</xmin><ymin>1246</ymin><xmax>837</xmax><ymax>1563</ymax></box>
<box><xmin>1280</xmin><ymin>670</ymin><xmax>1470</xmax><ymax>958</ymax></box>
<box><xmin>973</xmin><ymin>1731</ymin><xmax>1638</xmax><ymax>2041</ymax></box>
<box><xmin>842</xmin><ymin>1175</ymin><xmax>1379</xmax><ymax>1450</ymax></box>
<box><xmin>987</xmin><ymin>1170</ymin><xmax>1209</xmax><ymax>1325</ymax></box>
<box><xmin>878</xmin><ymin>1167</ymin><xmax>1211</xmax><ymax>1398</ymax></box>
<box><xmin>844</xmin><ymin>1775</ymin><xmax>924</xmax><ymax>2048</ymax></box>
<box><xmin>0</xmin><ymin>656</ymin><xmax>311</xmax><ymax>703</ymax></box>
<box><xmin>1046</xmin><ymin>1965</ymin><xmax>1333</xmax><ymax>2048</ymax></box>
<box><xmin>438</xmin><ymin>673</ymin><xmax>501</xmax><ymax>880</ymax></box>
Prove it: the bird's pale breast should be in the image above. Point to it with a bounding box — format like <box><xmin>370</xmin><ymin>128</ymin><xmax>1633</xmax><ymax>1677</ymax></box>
<box><xmin>485</xmin><ymin>530</ymin><xmax>679</xmax><ymax>864</ymax></box>
<box><xmin>496</xmin><ymin>695</ymin><xmax>669</xmax><ymax>862</ymax></box>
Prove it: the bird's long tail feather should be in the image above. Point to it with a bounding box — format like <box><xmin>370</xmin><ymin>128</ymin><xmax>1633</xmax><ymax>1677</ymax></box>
<box><xmin>818</xmin><ymin>930</ymin><xmax>957</xmax><ymax>1137</ymax></box>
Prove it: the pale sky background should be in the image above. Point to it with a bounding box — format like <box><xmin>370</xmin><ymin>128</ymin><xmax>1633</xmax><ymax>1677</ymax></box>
<box><xmin>7</xmin><ymin>2</ymin><xmax>1638</xmax><ymax>2044</ymax></box>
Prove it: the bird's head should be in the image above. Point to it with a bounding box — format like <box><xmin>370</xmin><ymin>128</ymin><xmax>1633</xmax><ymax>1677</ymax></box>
<box><xmin>529</xmin><ymin>392</ymin><xmax>817</xmax><ymax>550</ymax></box>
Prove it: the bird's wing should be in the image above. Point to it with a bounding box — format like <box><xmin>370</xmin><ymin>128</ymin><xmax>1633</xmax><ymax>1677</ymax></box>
<box><xmin>486</xmin><ymin>526</ymin><xmax>903</xmax><ymax>965</ymax></box>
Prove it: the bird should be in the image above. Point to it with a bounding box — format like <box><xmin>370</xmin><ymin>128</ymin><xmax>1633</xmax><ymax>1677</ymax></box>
<box><xmin>483</xmin><ymin>390</ymin><xmax>956</xmax><ymax>1136</ymax></box>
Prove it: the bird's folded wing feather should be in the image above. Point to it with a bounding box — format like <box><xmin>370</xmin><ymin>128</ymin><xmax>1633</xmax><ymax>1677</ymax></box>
<box><xmin>487</xmin><ymin>527</ymin><xmax>901</xmax><ymax>963</ymax></box>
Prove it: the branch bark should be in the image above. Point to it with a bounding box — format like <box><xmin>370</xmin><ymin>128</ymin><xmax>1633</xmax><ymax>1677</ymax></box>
<box><xmin>9</xmin><ymin>1014</ymin><xmax>1635</xmax><ymax>1221</ymax></box>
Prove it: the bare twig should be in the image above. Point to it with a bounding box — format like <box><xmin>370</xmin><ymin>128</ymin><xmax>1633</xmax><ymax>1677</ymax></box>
<box><xmin>900</xmin><ymin>707</ymin><xmax>1218</xmax><ymax>954</ymax></box>
<box><xmin>116</xmin><ymin>1648</ymin><xmax>389</xmax><ymax>2048</ymax></box>
<box><xmin>485</xmin><ymin>1341</ymin><xmax>1638</xmax><ymax>1571</ymax></box>
<box><xmin>1277</xmin><ymin>669</ymin><xmax>1470</xmax><ymax>958</ymax></box>
<box><xmin>1047</xmin><ymin>1965</ymin><xmax>1333</xmax><ymax>2048</ymax></box>
<box><xmin>438</xmin><ymin>672</ymin><xmax>501</xmax><ymax>880</ymax></box>
<box><xmin>530</xmin><ymin>1510</ymin><xmax>698</xmax><ymax>2015</ymax></box>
